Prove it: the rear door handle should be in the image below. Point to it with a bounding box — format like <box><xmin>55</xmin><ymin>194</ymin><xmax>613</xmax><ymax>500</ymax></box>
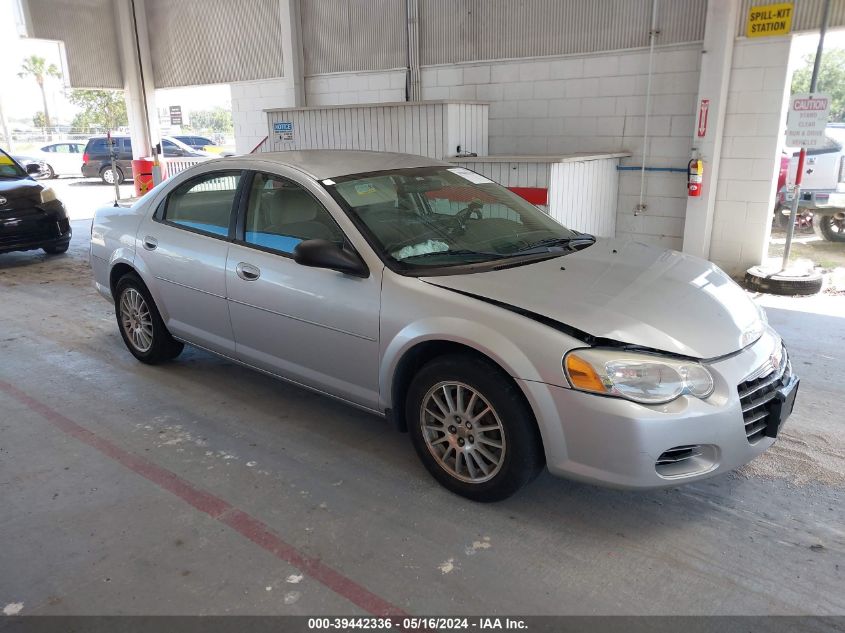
<box><xmin>143</xmin><ymin>236</ymin><xmax>158</xmax><ymax>250</ymax></box>
<box><xmin>236</xmin><ymin>262</ymin><xmax>261</xmax><ymax>281</ymax></box>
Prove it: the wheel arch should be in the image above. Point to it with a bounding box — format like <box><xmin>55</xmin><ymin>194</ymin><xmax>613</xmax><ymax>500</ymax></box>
<box><xmin>383</xmin><ymin>322</ymin><xmax>545</xmax><ymax>437</ymax></box>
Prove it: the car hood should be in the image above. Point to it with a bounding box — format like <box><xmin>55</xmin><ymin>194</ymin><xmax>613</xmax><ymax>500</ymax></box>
<box><xmin>0</xmin><ymin>178</ymin><xmax>43</xmax><ymax>206</ymax></box>
<box><xmin>421</xmin><ymin>239</ymin><xmax>763</xmax><ymax>359</ymax></box>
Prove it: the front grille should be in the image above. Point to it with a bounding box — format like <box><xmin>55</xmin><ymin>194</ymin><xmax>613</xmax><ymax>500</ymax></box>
<box><xmin>738</xmin><ymin>346</ymin><xmax>791</xmax><ymax>444</ymax></box>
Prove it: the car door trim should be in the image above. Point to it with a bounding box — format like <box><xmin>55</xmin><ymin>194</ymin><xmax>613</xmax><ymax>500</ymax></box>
<box><xmin>227</xmin><ymin>297</ymin><xmax>376</xmax><ymax>341</ymax></box>
<box><xmin>155</xmin><ymin>276</ymin><xmax>226</xmax><ymax>300</ymax></box>
<box><xmin>171</xmin><ymin>335</ymin><xmax>384</xmax><ymax>416</ymax></box>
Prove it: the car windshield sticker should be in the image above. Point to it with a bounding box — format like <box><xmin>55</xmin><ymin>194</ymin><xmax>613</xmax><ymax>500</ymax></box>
<box><xmin>355</xmin><ymin>183</ymin><xmax>377</xmax><ymax>195</ymax></box>
<box><xmin>0</xmin><ymin>154</ymin><xmax>13</xmax><ymax>165</ymax></box>
<box><xmin>447</xmin><ymin>167</ymin><xmax>493</xmax><ymax>184</ymax></box>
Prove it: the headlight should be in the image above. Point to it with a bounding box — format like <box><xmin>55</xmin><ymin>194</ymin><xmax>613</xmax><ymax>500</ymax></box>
<box><xmin>39</xmin><ymin>187</ymin><xmax>57</xmax><ymax>204</ymax></box>
<box><xmin>564</xmin><ymin>349</ymin><xmax>714</xmax><ymax>405</ymax></box>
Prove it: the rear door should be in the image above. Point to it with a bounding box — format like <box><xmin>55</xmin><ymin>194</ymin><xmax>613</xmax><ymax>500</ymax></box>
<box><xmin>225</xmin><ymin>170</ymin><xmax>382</xmax><ymax>409</ymax></box>
<box><xmin>134</xmin><ymin>169</ymin><xmax>244</xmax><ymax>355</ymax></box>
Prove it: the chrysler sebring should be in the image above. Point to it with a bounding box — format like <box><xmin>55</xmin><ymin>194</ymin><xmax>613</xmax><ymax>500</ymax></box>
<box><xmin>89</xmin><ymin>151</ymin><xmax>798</xmax><ymax>501</ymax></box>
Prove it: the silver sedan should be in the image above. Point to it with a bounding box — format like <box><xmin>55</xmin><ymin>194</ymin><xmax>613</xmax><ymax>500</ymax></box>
<box><xmin>89</xmin><ymin>150</ymin><xmax>798</xmax><ymax>501</ymax></box>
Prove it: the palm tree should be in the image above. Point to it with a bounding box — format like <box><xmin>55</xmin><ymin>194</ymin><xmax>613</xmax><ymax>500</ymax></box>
<box><xmin>18</xmin><ymin>55</ymin><xmax>61</xmax><ymax>131</ymax></box>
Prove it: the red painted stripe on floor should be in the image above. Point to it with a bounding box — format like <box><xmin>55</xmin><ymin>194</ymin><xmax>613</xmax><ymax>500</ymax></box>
<box><xmin>0</xmin><ymin>380</ymin><xmax>406</xmax><ymax>617</ymax></box>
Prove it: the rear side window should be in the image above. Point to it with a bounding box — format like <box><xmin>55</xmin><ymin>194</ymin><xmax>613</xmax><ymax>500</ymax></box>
<box><xmin>86</xmin><ymin>138</ymin><xmax>108</xmax><ymax>155</ymax></box>
<box><xmin>164</xmin><ymin>171</ymin><xmax>241</xmax><ymax>237</ymax></box>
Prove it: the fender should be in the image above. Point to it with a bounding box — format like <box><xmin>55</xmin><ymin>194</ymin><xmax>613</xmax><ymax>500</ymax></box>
<box><xmin>379</xmin><ymin>316</ymin><xmax>549</xmax><ymax>412</ymax></box>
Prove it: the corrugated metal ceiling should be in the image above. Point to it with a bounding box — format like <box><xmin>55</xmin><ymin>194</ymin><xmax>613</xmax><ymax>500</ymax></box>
<box><xmin>145</xmin><ymin>0</ymin><xmax>285</xmax><ymax>88</ymax></box>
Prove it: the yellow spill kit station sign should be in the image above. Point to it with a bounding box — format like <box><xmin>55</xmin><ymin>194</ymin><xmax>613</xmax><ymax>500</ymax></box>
<box><xmin>747</xmin><ymin>2</ymin><xmax>794</xmax><ymax>37</ymax></box>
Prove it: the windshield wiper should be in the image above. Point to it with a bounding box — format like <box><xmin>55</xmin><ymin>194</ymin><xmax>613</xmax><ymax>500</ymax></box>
<box><xmin>512</xmin><ymin>235</ymin><xmax>595</xmax><ymax>255</ymax></box>
<box><xmin>401</xmin><ymin>249</ymin><xmax>505</xmax><ymax>261</ymax></box>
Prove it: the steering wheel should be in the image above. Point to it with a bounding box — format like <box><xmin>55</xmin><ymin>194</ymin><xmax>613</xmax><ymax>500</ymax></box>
<box><xmin>448</xmin><ymin>201</ymin><xmax>483</xmax><ymax>233</ymax></box>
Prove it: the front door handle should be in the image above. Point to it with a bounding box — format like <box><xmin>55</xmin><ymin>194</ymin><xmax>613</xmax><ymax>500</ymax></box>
<box><xmin>143</xmin><ymin>236</ymin><xmax>158</xmax><ymax>250</ymax></box>
<box><xmin>236</xmin><ymin>262</ymin><xmax>261</xmax><ymax>281</ymax></box>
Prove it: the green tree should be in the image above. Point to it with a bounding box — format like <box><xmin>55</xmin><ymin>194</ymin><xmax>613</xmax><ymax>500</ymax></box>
<box><xmin>791</xmin><ymin>48</ymin><xmax>845</xmax><ymax>122</ymax></box>
<box><xmin>67</xmin><ymin>89</ymin><xmax>128</xmax><ymax>132</ymax></box>
<box><xmin>32</xmin><ymin>111</ymin><xmax>47</xmax><ymax>128</ymax></box>
<box><xmin>17</xmin><ymin>55</ymin><xmax>62</xmax><ymax>129</ymax></box>
<box><xmin>188</xmin><ymin>107</ymin><xmax>233</xmax><ymax>134</ymax></box>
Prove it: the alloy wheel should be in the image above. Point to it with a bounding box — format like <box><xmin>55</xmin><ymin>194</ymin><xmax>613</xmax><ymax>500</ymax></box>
<box><xmin>420</xmin><ymin>381</ymin><xmax>506</xmax><ymax>484</ymax></box>
<box><xmin>120</xmin><ymin>288</ymin><xmax>154</xmax><ymax>353</ymax></box>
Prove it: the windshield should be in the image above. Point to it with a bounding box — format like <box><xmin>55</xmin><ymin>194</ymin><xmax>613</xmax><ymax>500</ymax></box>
<box><xmin>0</xmin><ymin>149</ymin><xmax>27</xmax><ymax>179</ymax></box>
<box><xmin>325</xmin><ymin>166</ymin><xmax>589</xmax><ymax>272</ymax></box>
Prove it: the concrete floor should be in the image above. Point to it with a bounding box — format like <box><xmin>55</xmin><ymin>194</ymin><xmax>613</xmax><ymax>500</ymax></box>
<box><xmin>1</xmin><ymin>194</ymin><xmax>844</xmax><ymax>615</ymax></box>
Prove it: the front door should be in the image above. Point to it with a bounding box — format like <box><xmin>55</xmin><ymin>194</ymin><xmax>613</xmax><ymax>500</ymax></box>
<box><xmin>135</xmin><ymin>170</ymin><xmax>243</xmax><ymax>355</ymax></box>
<box><xmin>225</xmin><ymin>171</ymin><xmax>381</xmax><ymax>410</ymax></box>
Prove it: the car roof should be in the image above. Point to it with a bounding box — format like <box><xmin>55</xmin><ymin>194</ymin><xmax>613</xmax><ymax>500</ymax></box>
<box><xmin>233</xmin><ymin>150</ymin><xmax>448</xmax><ymax>180</ymax></box>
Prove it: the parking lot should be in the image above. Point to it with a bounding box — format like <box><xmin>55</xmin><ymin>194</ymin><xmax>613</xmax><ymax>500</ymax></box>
<box><xmin>1</xmin><ymin>201</ymin><xmax>843</xmax><ymax>615</ymax></box>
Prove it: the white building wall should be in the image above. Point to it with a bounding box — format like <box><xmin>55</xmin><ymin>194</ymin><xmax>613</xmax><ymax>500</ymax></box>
<box><xmin>299</xmin><ymin>46</ymin><xmax>701</xmax><ymax>249</ymax></box>
<box><xmin>709</xmin><ymin>37</ymin><xmax>792</xmax><ymax>275</ymax></box>
<box><xmin>305</xmin><ymin>70</ymin><xmax>406</xmax><ymax>106</ymax></box>
<box><xmin>231</xmin><ymin>77</ymin><xmax>297</xmax><ymax>154</ymax></box>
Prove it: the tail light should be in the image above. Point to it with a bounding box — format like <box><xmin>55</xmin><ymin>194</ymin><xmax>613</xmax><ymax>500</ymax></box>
<box><xmin>82</xmin><ymin>153</ymin><xmax>89</xmax><ymax>163</ymax></box>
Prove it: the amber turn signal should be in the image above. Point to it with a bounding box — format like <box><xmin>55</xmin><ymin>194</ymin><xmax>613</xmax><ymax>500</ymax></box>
<box><xmin>565</xmin><ymin>353</ymin><xmax>608</xmax><ymax>393</ymax></box>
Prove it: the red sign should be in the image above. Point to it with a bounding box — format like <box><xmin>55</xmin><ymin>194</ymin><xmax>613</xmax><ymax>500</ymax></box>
<box><xmin>792</xmin><ymin>96</ymin><xmax>828</xmax><ymax>111</ymax></box>
<box><xmin>697</xmin><ymin>99</ymin><xmax>709</xmax><ymax>137</ymax></box>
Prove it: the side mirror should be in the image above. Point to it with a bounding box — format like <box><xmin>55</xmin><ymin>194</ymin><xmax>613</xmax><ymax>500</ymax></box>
<box><xmin>26</xmin><ymin>163</ymin><xmax>42</xmax><ymax>175</ymax></box>
<box><xmin>293</xmin><ymin>239</ymin><xmax>368</xmax><ymax>278</ymax></box>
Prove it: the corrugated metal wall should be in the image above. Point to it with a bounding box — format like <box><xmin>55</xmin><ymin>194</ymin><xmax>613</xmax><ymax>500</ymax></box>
<box><xmin>419</xmin><ymin>0</ymin><xmax>707</xmax><ymax>65</ymax></box>
<box><xmin>266</xmin><ymin>102</ymin><xmax>488</xmax><ymax>158</ymax></box>
<box><xmin>738</xmin><ymin>0</ymin><xmax>845</xmax><ymax>35</ymax></box>
<box><xmin>25</xmin><ymin>0</ymin><xmax>123</xmax><ymax>89</ymax></box>
<box><xmin>301</xmin><ymin>0</ymin><xmax>407</xmax><ymax>75</ymax></box>
<box><xmin>145</xmin><ymin>0</ymin><xmax>285</xmax><ymax>88</ymax></box>
<box><xmin>301</xmin><ymin>0</ymin><xmax>706</xmax><ymax>74</ymax></box>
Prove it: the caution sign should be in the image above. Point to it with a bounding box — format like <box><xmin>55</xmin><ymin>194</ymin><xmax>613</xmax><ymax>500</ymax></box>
<box><xmin>746</xmin><ymin>2</ymin><xmax>793</xmax><ymax>37</ymax></box>
<box><xmin>786</xmin><ymin>93</ymin><xmax>830</xmax><ymax>148</ymax></box>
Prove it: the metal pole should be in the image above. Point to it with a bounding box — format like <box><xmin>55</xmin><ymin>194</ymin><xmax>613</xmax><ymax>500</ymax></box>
<box><xmin>783</xmin><ymin>0</ymin><xmax>831</xmax><ymax>268</ymax></box>
<box><xmin>108</xmin><ymin>131</ymin><xmax>120</xmax><ymax>207</ymax></box>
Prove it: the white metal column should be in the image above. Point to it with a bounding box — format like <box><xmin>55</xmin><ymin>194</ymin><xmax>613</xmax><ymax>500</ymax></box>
<box><xmin>682</xmin><ymin>0</ymin><xmax>740</xmax><ymax>259</ymax></box>
<box><xmin>114</xmin><ymin>0</ymin><xmax>158</xmax><ymax>158</ymax></box>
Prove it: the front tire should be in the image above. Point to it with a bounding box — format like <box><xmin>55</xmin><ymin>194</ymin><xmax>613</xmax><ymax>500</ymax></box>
<box><xmin>114</xmin><ymin>272</ymin><xmax>183</xmax><ymax>364</ymax></box>
<box><xmin>406</xmin><ymin>354</ymin><xmax>544</xmax><ymax>502</ymax></box>
<box><xmin>43</xmin><ymin>242</ymin><xmax>69</xmax><ymax>255</ymax></box>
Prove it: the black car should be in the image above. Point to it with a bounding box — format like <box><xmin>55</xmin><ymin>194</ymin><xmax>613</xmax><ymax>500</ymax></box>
<box><xmin>173</xmin><ymin>135</ymin><xmax>215</xmax><ymax>151</ymax></box>
<box><xmin>0</xmin><ymin>148</ymin><xmax>72</xmax><ymax>255</ymax></box>
<box><xmin>81</xmin><ymin>135</ymin><xmax>206</xmax><ymax>185</ymax></box>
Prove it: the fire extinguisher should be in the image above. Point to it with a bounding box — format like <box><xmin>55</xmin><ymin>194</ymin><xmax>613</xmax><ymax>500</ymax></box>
<box><xmin>688</xmin><ymin>158</ymin><xmax>703</xmax><ymax>197</ymax></box>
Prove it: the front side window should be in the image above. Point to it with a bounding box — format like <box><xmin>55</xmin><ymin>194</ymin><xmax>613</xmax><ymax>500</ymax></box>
<box><xmin>244</xmin><ymin>173</ymin><xmax>344</xmax><ymax>255</ymax></box>
<box><xmin>164</xmin><ymin>171</ymin><xmax>241</xmax><ymax>237</ymax></box>
<box><xmin>326</xmin><ymin>166</ymin><xmax>586</xmax><ymax>272</ymax></box>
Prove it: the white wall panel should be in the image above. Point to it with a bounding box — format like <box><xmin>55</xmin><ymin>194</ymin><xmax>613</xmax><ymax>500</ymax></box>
<box><xmin>266</xmin><ymin>101</ymin><xmax>487</xmax><ymax>158</ymax></box>
<box><xmin>452</xmin><ymin>154</ymin><xmax>625</xmax><ymax>237</ymax></box>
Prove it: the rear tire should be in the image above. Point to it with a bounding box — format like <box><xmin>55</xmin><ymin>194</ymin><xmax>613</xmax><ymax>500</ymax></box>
<box><xmin>114</xmin><ymin>272</ymin><xmax>183</xmax><ymax>364</ymax></box>
<box><xmin>101</xmin><ymin>166</ymin><xmax>124</xmax><ymax>185</ymax></box>
<box><xmin>814</xmin><ymin>214</ymin><xmax>845</xmax><ymax>242</ymax></box>
<box><xmin>406</xmin><ymin>354</ymin><xmax>544</xmax><ymax>502</ymax></box>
